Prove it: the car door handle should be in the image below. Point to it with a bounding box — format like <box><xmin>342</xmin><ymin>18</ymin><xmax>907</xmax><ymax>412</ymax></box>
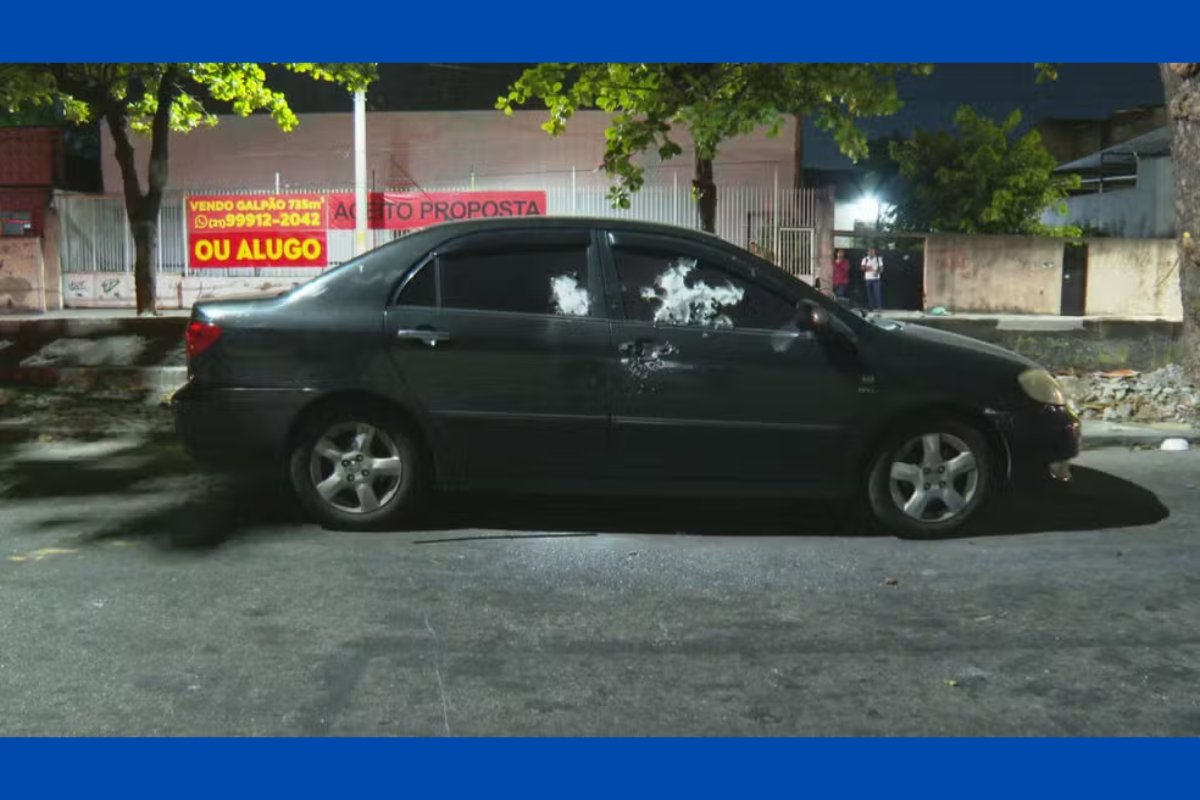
<box><xmin>395</xmin><ymin>327</ymin><xmax>451</xmax><ymax>347</ymax></box>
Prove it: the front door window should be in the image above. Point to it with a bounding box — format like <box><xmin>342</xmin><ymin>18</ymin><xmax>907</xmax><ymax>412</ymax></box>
<box><xmin>613</xmin><ymin>247</ymin><xmax>795</xmax><ymax>332</ymax></box>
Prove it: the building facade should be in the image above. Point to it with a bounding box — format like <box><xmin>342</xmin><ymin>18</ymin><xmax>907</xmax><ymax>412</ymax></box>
<box><xmin>1042</xmin><ymin>126</ymin><xmax>1175</xmax><ymax>239</ymax></box>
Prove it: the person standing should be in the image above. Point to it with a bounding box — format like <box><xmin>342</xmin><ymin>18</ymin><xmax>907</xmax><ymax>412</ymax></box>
<box><xmin>832</xmin><ymin>250</ymin><xmax>851</xmax><ymax>300</ymax></box>
<box><xmin>861</xmin><ymin>247</ymin><xmax>884</xmax><ymax>309</ymax></box>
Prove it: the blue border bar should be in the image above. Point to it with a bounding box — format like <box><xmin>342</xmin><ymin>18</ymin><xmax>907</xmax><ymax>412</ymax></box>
<box><xmin>27</xmin><ymin>0</ymin><xmax>1200</xmax><ymax>60</ymax></box>
<box><xmin>3</xmin><ymin>738</ymin><xmax>1196</xmax><ymax>799</ymax></box>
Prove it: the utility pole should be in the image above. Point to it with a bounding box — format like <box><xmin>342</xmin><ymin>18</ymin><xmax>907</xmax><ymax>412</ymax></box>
<box><xmin>354</xmin><ymin>89</ymin><xmax>368</xmax><ymax>256</ymax></box>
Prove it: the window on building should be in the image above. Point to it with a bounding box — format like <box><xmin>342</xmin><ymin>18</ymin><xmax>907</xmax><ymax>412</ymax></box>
<box><xmin>0</xmin><ymin>210</ymin><xmax>34</xmax><ymax>237</ymax></box>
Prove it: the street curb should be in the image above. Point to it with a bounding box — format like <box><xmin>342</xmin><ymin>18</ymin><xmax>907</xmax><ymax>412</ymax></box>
<box><xmin>0</xmin><ymin>316</ymin><xmax>188</xmax><ymax>338</ymax></box>
<box><xmin>1080</xmin><ymin>432</ymin><xmax>1200</xmax><ymax>450</ymax></box>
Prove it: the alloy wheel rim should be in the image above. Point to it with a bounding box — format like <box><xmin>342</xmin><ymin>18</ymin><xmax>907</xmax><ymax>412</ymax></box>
<box><xmin>887</xmin><ymin>432</ymin><xmax>980</xmax><ymax>523</ymax></box>
<box><xmin>308</xmin><ymin>422</ymin><xmax>404</xmax><ymax>514</ymax></box>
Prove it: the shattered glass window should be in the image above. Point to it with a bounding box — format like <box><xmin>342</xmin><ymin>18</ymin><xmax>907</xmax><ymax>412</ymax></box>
<box><xmin>549</xmin><ymin>273</ymin><xmax>591</xmax><ymax>317</ymax></box>
<box><xmin>614</xmin><ymin>247</ymin><xmax>795</xmax><ymax>331</ymax></box>
<box><xmin>439</xmin><ymin>246</ymin><xmax>591</xmax><ymax>316</ymax></box>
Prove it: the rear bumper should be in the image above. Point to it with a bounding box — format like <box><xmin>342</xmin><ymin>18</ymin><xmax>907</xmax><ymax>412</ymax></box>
<box><xmin>173</xmin><ymin>383</ymin><xmax>315</xmax><ymax>467</ymax></box>
<box><xmin>994</xmin><ymin>404</ymin><xmax>1082</xmax><ymax>487</ymax></box>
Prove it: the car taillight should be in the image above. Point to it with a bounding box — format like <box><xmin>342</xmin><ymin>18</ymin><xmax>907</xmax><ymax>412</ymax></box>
<box><xmin>185</xmin><ymin>320</ymin><xmax>223</xmax><ymax>359</ymax></box>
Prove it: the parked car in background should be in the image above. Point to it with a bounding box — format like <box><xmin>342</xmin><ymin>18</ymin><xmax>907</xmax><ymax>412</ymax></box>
<box><xmin>173</xmin><ymin>218</ymin><xmax>1080</xmax><ymax>538</ymax></box>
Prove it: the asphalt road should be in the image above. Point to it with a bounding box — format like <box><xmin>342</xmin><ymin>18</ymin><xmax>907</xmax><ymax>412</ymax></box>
<box><xmin>1</xmin><ymin>434</ymin><xmax>1198</xmax><ymax>736</ymax></box>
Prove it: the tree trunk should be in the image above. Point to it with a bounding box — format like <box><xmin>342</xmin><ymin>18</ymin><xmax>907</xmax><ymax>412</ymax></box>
<box><xmin>103</xmin><ymin>68</ymin><xmax>177</xmax><ymax>316</ymax></box>
<box><xmin>106</xmin><ymin>111</ymin><xmax>157</xmax><ymax>316</ymax></box>
<box><xmin>130</xmin><ymin>213</ymin><xmax>157</xmax><ymax>313</ymax></box>
<box><xmin>1161</xmin><ymin>63</ymin><xmax>1200</xmax><ymax>383</ymax></box>
<box><xmin>792</xmin><ymin>114</ymin><xmax>805</xmax><ymax>190</ymax></box>
<box><xmin>693</xmin><ymin>157</ymin><xmax>717</xmax><ymax>234</ymax></box>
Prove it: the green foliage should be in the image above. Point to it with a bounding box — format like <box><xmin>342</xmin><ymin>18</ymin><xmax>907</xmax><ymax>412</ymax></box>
<box><xmin>497</xmin><ymin>63</ymin><xmax>931</xmax><ymax>210</ymax></box>
<box><xmin>0</xmin><ymin>102</ymin><xmax>58</xmax><ymax>126</ymax></box>
<box><xmin>0</xmin><ymin>62</ymin><xmax>375</xmax><ymax>314</ymax></box>
<box><xmin>886</xmin><ymin>106</ymin><xmax>1082</xmax><ymax>237</ymax></box>
<box><xmin>0</xmin><ymin>63</ymin><xmax>376</xmax><ymax>136</ymax></box>
<box><xmin>1034</xmin><ymin>63</ymin><xmax>1060</xmax><ymax>83</ymax></box>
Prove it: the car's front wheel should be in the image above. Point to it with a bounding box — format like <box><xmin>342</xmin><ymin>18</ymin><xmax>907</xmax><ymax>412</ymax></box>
<box><xmin>288</xmin><ymin>406</ymin><xmax>424</xmax><ymax>531</ymax></box>
<box><xmin>866</xmin><ymin>419</ymin><xmax>993</xmax><ymax>538</ymax></box>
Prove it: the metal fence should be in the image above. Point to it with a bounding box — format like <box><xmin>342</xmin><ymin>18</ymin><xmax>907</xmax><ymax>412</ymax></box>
<box><xmin>55</xmin><ymin>181</ymin><xmax>829</xmax><ymax>281</ymax></box>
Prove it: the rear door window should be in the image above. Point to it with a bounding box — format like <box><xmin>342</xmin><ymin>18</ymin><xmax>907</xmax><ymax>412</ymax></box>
<box><xmin>437</xmin><ymin>245</ymin><xmax>592</xmax><ymax>317</ymax></box>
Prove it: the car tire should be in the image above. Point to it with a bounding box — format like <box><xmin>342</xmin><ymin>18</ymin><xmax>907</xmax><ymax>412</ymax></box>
<box><xmin>865</xmin><ymin>418</ymin><xmax>992</xmax><ymax>539</ymax></box>
<box><xmin>288</xmin><ymin>404</ymin><xmax>425</xmax><ymax>531</ymax></box>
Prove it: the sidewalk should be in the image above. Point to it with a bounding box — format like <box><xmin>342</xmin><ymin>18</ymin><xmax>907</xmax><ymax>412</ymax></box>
<box><xmin>1079</xmin><ymin>420</ymin><xmax>1199</xmax><ymax>450</ymax></box>
<box><xmin>882</xmin><ymin>310</ymin><xmax>1177</xmax><ymax>325</ymax></box>
<box><xmin>0</xmin><ymin>309</ymin><xmax>193</xmax><ymax>323</ymax></box>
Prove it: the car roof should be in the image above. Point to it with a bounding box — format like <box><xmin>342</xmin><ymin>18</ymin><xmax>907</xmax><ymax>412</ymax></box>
<box><xmin>288</xmin><ymin>214</ymin><xmax>774</xmax><ymax>310</ymax></box>
<box><xmin>416</xmin><ymin>215</ymin><xmax>729</xmax><ymax>246</ymax></box>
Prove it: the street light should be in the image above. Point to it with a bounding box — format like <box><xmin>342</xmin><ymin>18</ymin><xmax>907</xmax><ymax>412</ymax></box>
<box><xmin>854</xmin><ymin>194</ymin><xmax>881</xmax><ymax>227</ymax></box>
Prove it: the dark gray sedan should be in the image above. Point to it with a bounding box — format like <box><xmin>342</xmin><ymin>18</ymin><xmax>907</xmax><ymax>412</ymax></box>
<box><xmin>173</xmin><ymin>217</ymin><xmax>1080</xmax><ymax>537</ymax></box>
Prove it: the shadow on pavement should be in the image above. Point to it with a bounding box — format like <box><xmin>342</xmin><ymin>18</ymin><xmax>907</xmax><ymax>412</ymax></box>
<box><xmin>0</xmin><ymin>431</ymin><xmax>190</xmax><ymax>498</ymax></box>
<box><xmin>416</xmin><ymin>465</ymin><xmax>1169</xmax><ymax>540</ymax></box>
<box><xmin>0</xmin><ymin>439</ymin><xmax>303</xmax><ymax>551</ymax></box>
<box><xmin>9</xmin><ymin>446</ymin><xmax>1167</xmax><ymax>551</ymax></box>
<box><xmin>82</xmin><ymin>475</ymin><xmax>306</xmax><ymax>551</ymax></box>
<box><xmin>967</xmin><ymin>466</ymin><xmax>1169</xmax><ymax>537</ymax></box>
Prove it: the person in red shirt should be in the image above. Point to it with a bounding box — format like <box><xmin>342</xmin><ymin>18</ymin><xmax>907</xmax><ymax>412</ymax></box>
<box><xmin>832</xmin><ymin>250</ymin><xmax>851</xmax><ymax>301</ymax></box>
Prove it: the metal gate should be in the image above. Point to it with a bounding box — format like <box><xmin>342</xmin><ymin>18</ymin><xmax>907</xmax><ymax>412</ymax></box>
<box><xmin>776</xmin><ymin>227</ymin><xmax>815</xmax><ymax>284</ymax></box>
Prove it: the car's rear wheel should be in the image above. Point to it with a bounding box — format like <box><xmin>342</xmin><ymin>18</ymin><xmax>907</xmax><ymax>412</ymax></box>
<box><xmin>288</xmin><ymin>405</ymin><xmax>424</xmax><ymax>531</ymax></box>
<box><xmin>866</xmin><ymin>419</ymin><xmax>992</xmax><ymax>538</ymax></box>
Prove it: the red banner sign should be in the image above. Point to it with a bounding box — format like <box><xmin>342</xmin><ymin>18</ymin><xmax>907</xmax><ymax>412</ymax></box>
<box><xmin>187</xmin><ymin>193</ymin><xmax>328</xmax><ymax>268</ymax></box>
<box><xmin>184</xmin><ymin>190</ymin><xmax>548</xmax><ymax>268</ymax></box>
<box><xmin>327</xmin><ymin>191</ymin><xmax>547</xmax><ymax>230</ymax></box>
<box><xmin>190</xmin><ymin>232</ymin><xmax>328</xmax><ymax>268</ymax></box>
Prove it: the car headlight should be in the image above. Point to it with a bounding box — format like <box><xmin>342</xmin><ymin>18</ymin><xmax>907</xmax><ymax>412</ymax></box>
<box><xmin>1018</xmin><ymin>369</ymin><xmax>1066</xmax><ymax>406</ymax></box>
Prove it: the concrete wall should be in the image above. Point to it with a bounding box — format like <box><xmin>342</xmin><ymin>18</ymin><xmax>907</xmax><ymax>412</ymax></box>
<box><xmin>899</xmin><ymin>316</ymin><xmax>1181</xmax><ymax>373</ymax></box>
<box><xmin>924</xmin><ymin>234</ymin><xmax>1064</xmax><ymax>314</ymax></box>
<box><xmin>101</xmin><ymin>110</ymin><xmax>800</xmax><ymax>193</ymax></box>
<box><xmin>63</xmin><ymin>272</ymin><xmax>311</xmax><ymax>310</ymax></box>
<box><xmin>41</xmin><ymin>209</ymin><xmax>63</xmax><ymax>311</ymax></box>
<box><xmin>1085</xmin><ymin>238</ymin><xmax>1181</xmax><ymax>319</ymax></box>
<box><xmin>1042</xmin><ymin>157</ymin><xmax>1175</xmax><ymax>238</ymax></box>
<box><xmin>0</xmin><ymin>237</ymin><xmax>47</xmax><ymax>313</ymax></box>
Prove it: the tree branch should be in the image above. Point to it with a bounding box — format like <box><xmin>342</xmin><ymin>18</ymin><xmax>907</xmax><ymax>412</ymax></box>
<box><xmin>48</xmin><ymin>63</ymin><xmax>105</xmax><ymax>107</ymax></box>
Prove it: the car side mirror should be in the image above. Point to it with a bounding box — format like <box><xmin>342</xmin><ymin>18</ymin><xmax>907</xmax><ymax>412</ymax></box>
<box><xmin>795</xmin><ymin>300</ymin><xmax>830</xmax><ymax>333</ymax></box>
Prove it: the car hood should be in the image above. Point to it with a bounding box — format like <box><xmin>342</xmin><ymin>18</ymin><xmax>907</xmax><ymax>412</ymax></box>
<box><xmin>881</xmin><ymin>321</ymin><xmax>1039</xmax><ymax>371</ymax></box>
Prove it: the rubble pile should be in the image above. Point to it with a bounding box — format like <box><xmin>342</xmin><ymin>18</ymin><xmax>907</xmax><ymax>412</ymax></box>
<box><xmin>1057</xmin><ymin>364</ymin><xmax>1200</xmax><ymax>424</ymax></box>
